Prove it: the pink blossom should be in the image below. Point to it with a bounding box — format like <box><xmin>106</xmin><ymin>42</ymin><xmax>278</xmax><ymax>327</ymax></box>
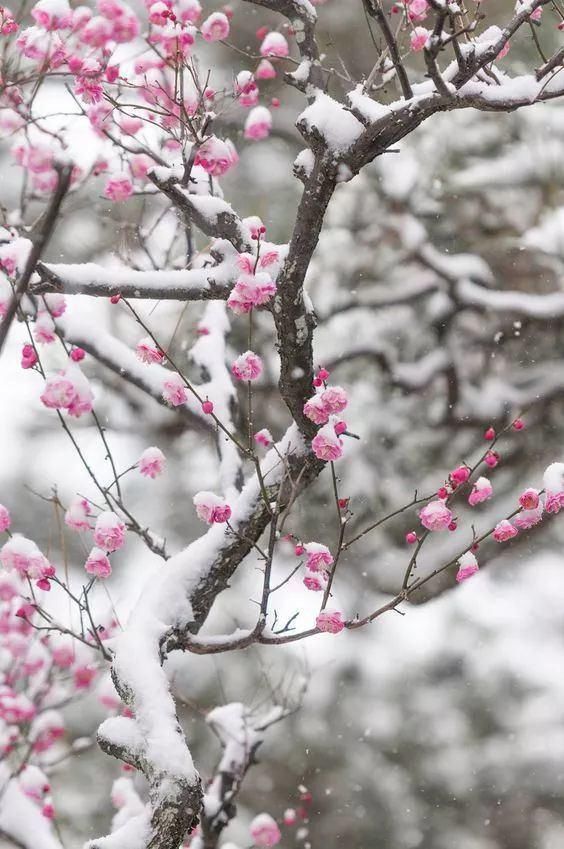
<box><xmin>227</xmin><ymin>273</ymin><xmax>276</xmax><ymax>314</ymax></box>
<box><xmin>193</xmin><ymin>491</ymin><xmax>232</xmax><ymax>524</ymax></box>
<box><xmin>74</xmin><ymin>665</ymin><xmax>96</xmax><ymax>689</ymax></box>
<box><xmin>244</xmin><ymin>106</ymin><xmax>272</xmax><ymax>141</ymax></box>
<box><xmin>19</xmin><ymin>766</ymin><xmax>50</xmax><ymax>802</ymax></box>
<box><xmin>243</xmin><ymin>215</ymin><xmax>266</xmax><ymax>240</ymax></box>
<box><xmin>235</xmin><ymin>70</ymin><xmax>259</xmax><ymax>107</ymax></box>
<box><xmin>419</xmin><ymin>500</ymin><xmax>453</xmax><ymax>531</ymax></box>
<box><xmin>31</xmin><ymin>0</ymin><xmax>72</xmax><ymax>30</ymax></box>
<box><xmin>162</xmin><ymin>373</ymin><xmax>188</xmax><ymax>406</ymax></box>
<box><xmin>304</xmin><ymin>542</ymin><xmax>333</xmax><ymax>572</ymax></box>
<box><xmin>1</xmin><ymin>17</ymin><xmax>18</xmax><ymax>33</ymax></box>
<box><xmin>514</xmin><ymin>504</ymin><xmax>544</xmax><ymax>530</ymax></box>
<box><xmin>85</xmin><ymin>547</ymin><xmax>112</xmax><ymax>578</ymax></box>
<box><xmin>256</xmin><ymin>59</ymin><xmax>276</xmax><ymax>79</ymax></box>
<box><xmin>43</xmin><ymin>292</ymin><xmax>66</xmax><ymax>317</ymax></box>
<box><xmin>104</xmin><ymin>176</ymin><xmax>133</xmax><ymax>202</ymax></box>
<box><xmin>320</xmin><ymin>385</ymin><xmax>348</xmax><ymax>415</ymax></box>
<box><xmin>468</xmin><ymin>476</ymin><xmax>493</xmax><ymax>506</ymax></box>
<box><xmin>493</xmin><ymin>520</ymin><xmax>518</xmax><ymax>542</ymax></box>
<box><xmin>34</xmin><ymin>312</ymin><xmax>56</xmax><ymax>344</ymax></box>
<box><xmin>251</xmin><ymin>813</ymin><xmax>281</xmax><ymax>847</ymax></box>
<box><xmin>408</xmin><ymin>0</ymin><xmax>428</xmax><ymax>20</ymax></box>
<box><xmin>311</xmin><ymin>422</ymin><xmax>343</xmax><ymax>462</ymax></box>
<box><xmin>130</xmin><ymin>154</ymin><xmax>154</xmax><ymax>181</ymax></box>
<box><xmin>0</xmin><ymin>505</ymin><xmax>11</xmax><ymax>534</ymax></box>
<box><xmin>303</xmin><ymin>394</ymin><xmax>329</xmax><ymax>425</ymax></box>
<box><xmin>303</xmin><ymin>571</ymin><xmax>327</xmax><ymax>592</ymax></box>
<box><xmin>456</xmin><ymin>551</ymin><xmax>479</xmax><ymax>583</ymax></box>
<box><xmin>94</xmin><ymin>511</ymin><xmax>125</xmax><ymax>552</ymax></box>
<box><xmin>40</xmin><ymin>375</ymin><xmax>77</xmax><ymax>410</ymax></box>
<box><xmin>51</xmin><ymin>640</ymin><xmax>75</xmax><ymax>668</ymax></box>
<box><xmin>21</xmin><ymin>343</ymin><xmax>37</xmax><ymax>368</ymax></box>
<box><xmin>410</xmin><ymin>26</ymin><xmax>429</xmax><ymax>51</ymax></box>
<box><xmin>405</xmin><ymin>530</ymin><xmax>417</xmax><ymax>544</ymax></box>
<box><xmin>519</xmin><ymin>488</ymin><xmax>540</xmax><ymax>510</ymax></box>
<box><xmin>119</xmin><ymin>115</ymin><xmax>143</xmax><ymax>135</ymax></box>
<box><xmin>450</xmin><ymin>465</ymin><xmax>470</xmax><ymax>486</ymax></box>
<box><xmin>195</xmin><ymin>136</ymin><xmax>238</xmax><ymax>177</ymax></box>
<box><xmin>0</xmin><ymin>535</ymin><xmax>52</xmax><ymax>580</ymax></box>
<box><xmin>74</xmin><ymin>76</ymin><xmax>104</xmax><ymax>105</ymax></box>
<box><xmin>148</xmin><ymin>1</ymin><xmax>169</xmax><ymax>24</ymax></box>
<box><xmin>316</xmin><ymin>609</ymin><xmax>345</xmax><ymax>634</ymax></box>
<box><xmin>254</xmin><ymin>428</ymin><xmax>272</xmax><ymax>447</ymax></box>
<box><xmin>283</xmin><ymin>809</ymin><xmax>297</xmax><ymax>826</ymax></box>
<box><xmin>200</xmin><ymin>11</ymin><xmax>229</xmax><ymax>41</ymax></box>
<box><xmin>543</xmin><ymin>462</ymin><xmax>564</xmax><ymax>513</ymax></box>
<box><xmin>64</xmin><ymin>497</ymin><xmax>90</xmax><ymax>531</ymax></box>
<box><xmin>138</xmin><ymin>446</ymin><xmax>166</xmax><ymax>478</ymax></box>
<box><xmin>260</xmin><ymin>31</ymin><xmax>289</xmax><ymax>57</ymax></box>
<box><xmin>177</xmin><ymin>0</ymin><xmax>201</xmax><ymax>22</ymax></box>
<box><xmin>136</xmin><ymin>337</ymin><xmax>164</xmax><ymax>364</ymax></box>
<box><xmin>231</xmin><ymin>350</ymin><xmax>263</xmax><ymax>381</ymax></box>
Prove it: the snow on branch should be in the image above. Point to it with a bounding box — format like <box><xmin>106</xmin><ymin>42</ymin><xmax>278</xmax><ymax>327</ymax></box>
<box><xmin>457</xmin><ymin>278</ymin><xmax>564</xmax><ymax>319</ymax></box>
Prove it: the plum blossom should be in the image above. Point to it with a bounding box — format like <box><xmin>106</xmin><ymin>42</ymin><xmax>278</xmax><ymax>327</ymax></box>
<box><xmin>303</xmin><ymin>542</ymin><xmax>333</xmax><ymax>572</ymax></box>
<box><xmin>162</xmin><ymin>373</ymin><xmax>188</xmax><ymax>406</ymax></box>
<box><xmin>138</xmin><ymin>446</ymin><xmax>166</xmax><ymax>478</ymax></box>
<box><xmin>64</xmin><ymin>497</ymin><xmax>90</xmax><ymax>531</ymax></box>
<box><xmin>493</xmin><ymin>520</ymin><xmax>518</xmax><ymax>542</ymax></box>
<box><xmin>40</xmin><ymin>365</ymin><xmax>94</xmax><ymax>417</ymax></box>
<box><xmin>194</xmin><ymin>136</ymin><xmax>238</xmax><ymax>177</ymax></box>
<box><xmin>303</xmin><ymin>570</ymin><xmax>327</xmax><ymax>592</ymax></box>
<box><xmin>104</xmin><ymin>176</ymin><xmax>133</xmax><ymax>202</ymax></box>
<box><xmin>468</xmin><ymin>476</ymin><xmax>493</xmax><ymax>506</ymax></box>
<box><xmin>320</xmin><ymin>386</ymin><xmax>348</xmax><ymax>415</ymax></box>
<box><xmin>410</xmin><ymin>26</ymin><xmax>429</xmax><ymax>51</ymax></box>
<box><xmin>316</xmin><ymin>609</ymin><xmax>345</xmax><ymax>634</ymax></box>
<box><xmin>193</xmin><ymin>491</ymin><xmax>231</xmax><ymax>524</ymax></box>
<box><xmin>519</xmin><ymin>487</ymin><xmax>540</xmax><ymax>510</ymax></box>
<box><xmin>450</xmin><ymin>465</ymin><xmax>470</xmax><ymax>486</ymax></box>
<box><xmin>256</xmin><ymin>59</ymin><xmax>276</xmax><ymax>79</ymax></box>
<box><xmin>200</xmin><ymin>11</ymin><xmax>229</xmax><ymax>41</ymax></box>
<box><xmin>33</xmin><ymin>311</ymin><xmax>56</xmax><ymax>344</ymax></box>
<box><xmin>244</xmin><ymin>107</ymin><xmax>272</xmax><ymax>141</ymax></box>
<box><xmin>231</xmin><ymin>350</ymin><xmax>263</xmax><ymax>381</ymax></box>
<box><xmin>251</xmin><ymin>813</ymin><xmax>281</xmax><ymax>847</ymax></box>
<box><xmin>543</xmin><ymin>462</ymin><xmax>564</xmax><ymax>513</ymax></box>
<box><xmin>227</xmin><ymin>273</ymin><xmax>276</xmax><ymax>314</ymax></box>
<box><xmin>259</xmin><ymin>31</ymin><xmax>289</xmax><ymax>57</ymax></box>
<box><xmin>514</xmin><ymin>504</ymin><xmax>544</xmax><ymax>530</ymax></box>
<box><xmin>19</xmin><ymin>766</ymin><xmax>50</xmax><ymax>802</ymax></box>
<box><xmin>94</xmin><ymin>511</ymin><xmax>125</xmax><ymax>552</ymax></box>
<box><xmin>311</xmin><ymin>421</ymin><xmax>343</xmax><ymax>461</ymax></box>
<box><xmin>0</xmin><ymin>535</ymin><xmax>53</xmax><ymax>580</ymax></box>
<box><xmin>235</xmin><ymin>70</ymin><xmax>259</xmax><ymax>107</ymax></box>
<box><xmin>31</xmin><ymin>0</ymin><xmax>72</xmax><ymax>30</ymax></box>
<box><xmin>419</xmin><ymin>500</ymin><xmax>452</xmax><ymax>531</ymax></box>
<box><xmin>0</xmin><ymin>505</ymin><xmax>11</xmax><ymax>534</ymax></box>
<box><xmin>254</xmin><ymin>428</ymin><xmax>272</xmax><ymax>447</ymax></box>
<box><xmin>303</xmin><ymin>394</ymin><xmax>329</xmax><ymax>425</ymax></box>
<box><xmin>84</xmin><ymin>547</ymin><xmax>112</xmax><ymax>578</ymax></box>
<box><xmin>456</xmin><ymin>551</ymin><xmax>479</xmax><ymax>582</ymax></box>
<box><xmin>136</xmin><ymin>337</ymin><xmax>164</xmax><ymax>364</ymax></box>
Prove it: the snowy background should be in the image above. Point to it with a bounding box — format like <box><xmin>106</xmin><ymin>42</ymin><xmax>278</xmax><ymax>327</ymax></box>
<box><xmin>2</xmin><ymin>1</ymin><xmax>564</xmax><ymax>847</ymax></box>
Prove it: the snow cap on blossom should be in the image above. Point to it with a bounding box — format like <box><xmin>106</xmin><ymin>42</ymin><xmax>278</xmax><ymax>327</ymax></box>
<box><xmin>0</xmin><ymin>535</ymin><xmax>53</xmax><ymax>580</ymax></box>
<box><xmin>256</xmin><ymin>58</ymin><xmax>277</xmax><ymax>79</ymax></box>
<box><xmin>84</xmin><ymin>547</ymin><xmax>112</xmax><ymax>578</ymax></box>
<box><xmin>104</xmin><ymin>176</ymin><xmax>133</xmax><ymax>202</ymax></box>
<box><xmin>316</xmin><ymin>609</ymin><xmax>345</xmax><ymax>634</ymax></box>
<box><xmin>514</xmin><ymin>503</ymin><xmax>544</xmax><ymax>530</ymax></box>
<box><xmin>231</xmin><ymin>350</ymin><xmax>263</xmax><ymax>381</ymax></box>
<box><xmin>43</xmin><ymin>292</ymin><xmax>66</xmax><ymax>317</ymax></box>
<box><xmin>519</xmin><ymin>488</ymin><xmax>540</xmax><ymax>510</ymax></box>
<box><xmin>30</xmin><ymin>709</ymin><xmax>64</xmax><ymax>752</ymax></box>
<box><xmin>18</xmin><ymin>765</ymin><xmax>50</xmax><ymax>802</ymax></box>
<box><xmin>244</xmin><ymin>106</ymin><xmax>272</xmax><ymax>141</ymax></box>
<box><xmin>93</xmin><ymin>511</ymin><xmax>125</xmax><ymax>552</ymax></box>
<box><xmin>50</xmin><ymin>637</ymin><xmax>75</xmax><ymax>668</ymax></box>
<box><xmin>250</xmin><ymin>813</ymin><xmax>281</xmax><ymax>847</ymax></box>
<box><xmin>200</xmin><ymin>10</ymin><xmax>229</xmax><ymax>41</ymax></box>
<box><xmin>138</xmin><ymin>446</ymin><xmax>166</xmax><ymax>478</ymax></box>
<box><xmin>311</xmin><ymin>421</ymin><xmax>343</xmax><ymax>462</ymax></box>
<box><xmin>0</xmin><ymin>505</ymin><xmax>11</xmax><ymax>534</ymax></box>
<box><xmin>254</xmin><ymin>428</ymin><xmax>273</xmax><ymax>447</ymax></box>
<box><xmin>235</xmin><ymin>70</ymin><xmax>259</xmax><ymax>107</ymax></box>
<box><xmin>303</xmin><ymin>570</ymin><xmax>327</xmax><ymax>592</ymax></box>
<box><xmin>468</xmin><ymin>476</ymin><xmax>493</xmax><ymax>506</ymax></box>
<box><xmin>193</xmin><ymin>491</ymin><xmax>231</xmax><ymax>524</ymax></box>
<box><xmin>303</xmin><ymin>394</ymin><xmax>329</xmax><ymax>425</ymax></box>
<box><xmin>320</xmin><ymin>386</ymin><xmax>348</xmax><ymax>415</ymax></box>
<box><xmin>227</xmin><ymin>273</ymin><xmax>276</xmax><ymax>314</ymax></box>
<box><xmin>194</xmin><ymin>136</ymin><xmax>238</xmax><ymax>177</ymax></box>
<box><xmin>456</xmin><ymin>551</ymin><xmax>479</xmax><ymax>583</ymax></box>
<box><xmin>40</xmin><ymin>364</ymin><xmax>94</xmax><ymax>418</ymax></box>
<box><xmin>543</xmin><ymin>462</ymin><xmax>564</xmax><ymax>513</ymax></box>
<box><xmin>162</xmin><ymin>373</ymin><xmax>188</xmax><ymax>406</ymax></box>
<box><xmin>34</xmin><ymin>311</ymin><xmax>56</xmax><ymax>344</ymax></box>
<box><xmin>410</xmin><ymin>26</ymin><xmax>430</xmax><ymax>51</ymax></box>
<box><xmin>259</xmin><ymin>31</ymin><xmax>289</xmax><ymax>57</ymax></box>
<box><xmin>303</xmin><ymin>542</ymin><xmax>333</xmax><ymax>572</ymax></box>
<box><xmin>64</xmin><ymin>497</ymin><xmax>90</xmax><ymax>531</ymax></box>
<box><xmin>493</xmin><ymin>520</ymin><xmax>518</xmax><ymax>542</ymax></box>
<box><xmin>419</xmin><ymin>500</ymin><xmax>452</xmax><ymax>531</ymax></box>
